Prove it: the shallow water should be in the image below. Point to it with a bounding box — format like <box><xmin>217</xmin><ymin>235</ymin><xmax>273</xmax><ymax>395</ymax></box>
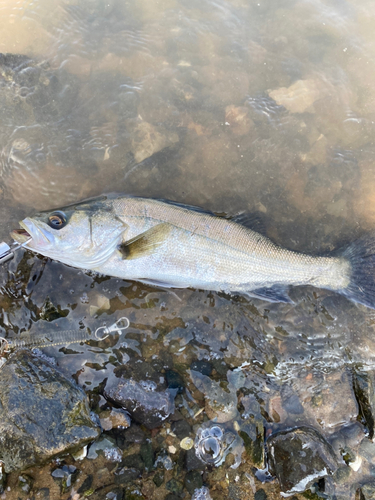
<box><xmin>1</xmin><ymin>0</ymin><xmax>375</xmax><ymax>498</ymax></box>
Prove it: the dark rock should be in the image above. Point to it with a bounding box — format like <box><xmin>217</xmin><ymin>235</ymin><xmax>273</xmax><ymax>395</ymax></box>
<box><xmin>185</xmin><ymin>448</ymin><xmax>206</xmax><ymax>472</ymax></box>
<box><xmin>0</xmin><ymin>350</ymin><xmax>101</xmax><ymax>472</ymax></box>
<box><xmin>34</xmin><ymin>488</ymin><xmax>50</xmax><ymax>500</ymax></box>
<box><xmin>172</xmin><ymin>419</ymin><xmax>192</xmax><ymax>439</ymax></box>
<box><xmin>185</xmin><ymin>470</ymin><xmax>203</xmax><ymax>494</ymax></box>
<box><xmin>123</xmin><ymin>425</ymin><xmax>146</xmax><ymax>444</ymax></box>
<box><xmin>122</xmin><ymin>454</ymin><xmax>144</xmax><ymax>471</ymax></box>
<box><xmin>254</xmin><ymin>488</ymin><xmax>267</xmax><ymax>500</ymax></box>
<box><xmin>0</xmin><ymin>461</ymin><xmax>5</xmax><ymax>494</ymax></box>
<box><xmin>165</xmin><ymin>495</ymin><xmax>180</xmax><ymax>500</ymax></box>
<box><xmin>361</xmin><ymin>481</ymin><xmax>375</xmax><ymax>500</ymax></box>
<box><xmin>267</xmin><ymin>426</ymin><xmax>340</xmax><ymax>495</ymax></box>
<box><xmin>104</xmin><ymin>376</ymin><xmax>175</xmax><ymax>429</ymax></box>
<box><xmin>77</xmin><ymin>475</ymin><xmax>94</xmax><ymax>495</ymax></box>
<box><xmin>353</xmin><ymin>371</ymin><xmax>375</xmax><ymax>439</ymax></box>
<box><xmin>240</xmin><ymin>395</ymin><xmax>265</xmax><ymax>468</ymax></box>
<box><xmin>114</xmin><ymin>467</ymin><xmax>140</xmax><ymax>485</ymax></box>
<box><xmin>190</xmin><ymin>360</ymin><xmax>212</xmax><ymax>376</ymax></box>
<box><xmin>166</xmin><ymin>478</ymin><xmax>183</xmax><ymax>495</ymax></box>
<box><xmin>153</xmin><ymin>470</ymin><xmax>165</xmax><ymax>487</ymax></box>
<box><xmin>140</xmin><ymin>441</ymin><xmax>154</xmax><ymax>471</ymax></box>
<box><xmin>166</xmin><ymin>369</ymin><xmax>185</xmax><ymax>393</ymax></box>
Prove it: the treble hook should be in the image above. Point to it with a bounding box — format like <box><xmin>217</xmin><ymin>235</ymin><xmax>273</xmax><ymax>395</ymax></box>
<box><xmin>94</xmin><ymin>316</ymin><xmax>130</xmax><ymax>341</ymax></box>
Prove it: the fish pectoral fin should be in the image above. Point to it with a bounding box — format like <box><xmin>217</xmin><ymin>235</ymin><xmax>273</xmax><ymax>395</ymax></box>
<box><xmin>245</xmin><ymin>285</ymin><xmax>293</xmax><ymax>304</ymax></box>
<box><xmin>118</xmin><ymin>223</ymin><xmax>173</xmax><ymax>260</ymax></box>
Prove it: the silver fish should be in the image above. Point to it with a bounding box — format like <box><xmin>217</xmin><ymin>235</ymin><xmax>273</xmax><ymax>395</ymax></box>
<box><xmin>10</xmin><ymin>195</ymin><xmax>375</xmax><ymax>307</ymax></box>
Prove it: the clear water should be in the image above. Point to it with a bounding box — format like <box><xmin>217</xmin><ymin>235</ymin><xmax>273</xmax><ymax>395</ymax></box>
<box><xmin>1</xmin><ymin>0</ymin><xmax>375</xmax><ymax>498</ymax></box>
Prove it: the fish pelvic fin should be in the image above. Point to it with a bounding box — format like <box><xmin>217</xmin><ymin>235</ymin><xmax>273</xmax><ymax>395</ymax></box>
<box><xmin>338</xmin><ymin>233</ymin><xmax>375</xmax><ymax>309</ymax></box>
<box><xmin>118</xmin><ymin>223</ymin><xmax>173</xmax><ymax>259</ymax></box>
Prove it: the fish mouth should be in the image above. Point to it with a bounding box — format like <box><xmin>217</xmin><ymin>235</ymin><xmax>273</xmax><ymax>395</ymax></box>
<box><xmin>11</xmin><ymin>222</ymin><xmax>32</xmax><ymax>244</ymax></box>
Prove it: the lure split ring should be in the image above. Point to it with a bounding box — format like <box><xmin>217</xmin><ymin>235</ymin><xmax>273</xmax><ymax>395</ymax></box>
<box><xmin>94</xmin><ymin>316</ymin><xmax>130</xmax><ymax>341</ymax></box>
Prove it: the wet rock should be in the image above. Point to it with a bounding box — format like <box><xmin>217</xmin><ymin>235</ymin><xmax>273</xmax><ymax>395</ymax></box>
<box><xmin>87</xmin><ymin>436</ymin><xmax>122</xmax><ymax>462</ymax></box>
<box><xmin>51</xmin><ymin>465</ymin><xmax>79</xmax><ymax>493</ymax></box>
<box><xmin>153</xmin><ymin>470</ymin><xmax>165</xmax><ymax>487</ymax></box>
<box><xmin>192</xmin><ymin>486</ymin><xmax>213</xmax><ymax>500</ymax></box>
<box><xmin>166</xmin><ymin>369</ymin><xmax>185</xmax><ymax>393</ymax></box>
<box><xmin>268</xmin><ymin>79</ymin><xmax>329</xmax><ymax>114</ymax></box>
<box><xmin>185</xmin><ymin>470</ymin><xmax>203</xmax><ymax>494</ymax></box>
<box><xmin>140</xmin><ymin>441</ymin><xmax>154</xmax><ymax>471</ymax></box>
<box><xmin>18</xmin><ymin>473</ymin><xmax>34</xmax><ymax>493</ymax></box>
<box><xmin>359</xmin><ymin>437</ymin><xmax>375</xmax><ymax>465</ymax></box>
<box><xmin>267</xmin><ymin>426</ymin><xmax>340</xmax><ymax>495</ymax></box>
<box><xmin>190</xmin><ymin>360</ymin><xmax>213</xmax><ymax>376</ymax></box>
<box><xmin>0</xmin><ymin>350</ymin><xmax>100</xmax><ymax>472</ymax></box>
<box><xmin>114</xmin><ymin>467</ymin><xmax>140</xmax><ymax>485</ymax></box>
<box><xmin>172</xmin><ymin>419</ymin><xmax>192</xmax><ymax>439</ymax></box>
<box><xmin>34</xmin><ymin>488</ymin><xmax>50</xmax><ymax>500</ymax></box>
<box><xmin>104</xmin><ymin>376</ymin><xmax>176</xmax><ymax>429</ymax></box>
<box><xmin>105</xmin><ymin>488</ymin><xmax>124</xmax><ymax>500</ymax></box>
<box><xmin>288</xmin><ymin>369</ymin><xmax>358</xmax><ymax>430</ymax></box>
<box><xmin>99</xmin><ymin>408</ymin><xmax>131</xmax><ymax>431</ymax></box>
<box><xmin>123</xmin><ymin>425</ymin><xmax>146</xmax><ymax>444</ymax></box>
<box><xmin>353</xmin><ymin>371</ymin><xmax>375</xmax><ymax>439</ymax></box>
<box><xmin>254</xmin><ymin>489</ymin><xmax>267</xmax><ymax>500</ymax></box>
<box><xmin>127</xmin><ymin>119</ymin><xmax>179</xmax><ymax>163</ymax></box>
<box><xmin>360</xmin><ymin>481</ymin><xmax>375</xmax><ymax>500</ymax></box>
<box><xmin>0</xmin><ymin>462</ymin><xmax>5</xmax><ymax>494</ymax></box>
<box><xmin>166</xmin><ymin>478</ymin><xmax>183</xmax><ymax>495</ymax></box>
<box><xmin>225</xmin><ymin>105</ymin><xmax>255</xmax><ymax>136</ymax></box>
<box><xmin>189</xmin><ymin>369</ymin><xmax>238</xmax><ymax>423</ymax></box>
<box><xmin>186</xmin><ymin>448</ymin><xmax>206</xmax><ymax>472</ymax></box>
<box><xmin>77</xmin><ymin>475</ymin><xmax>94</xmax><ymax>496</ymax></box>
<box><xmin>239</xmin><ymin>395</ymin><xmax>265</xmax><ymax>468</ymax></box>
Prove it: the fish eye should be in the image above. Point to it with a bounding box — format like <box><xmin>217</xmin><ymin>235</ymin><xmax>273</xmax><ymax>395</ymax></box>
<box><xmin>48</xmin><ymin>211</ymin><xmax>67</xmax><ymax>230</ymax></box>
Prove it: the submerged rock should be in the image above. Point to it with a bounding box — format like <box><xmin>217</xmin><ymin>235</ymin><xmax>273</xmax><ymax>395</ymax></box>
<box><xmin>0</xmin><ymin>350</ymin><xmax>101</xmax><ymax>472</ymax></box>
<box><xmin>104</xmin><ymin>376</ymin><xmax>176</xmax><ymax>429</ymax></box>
<box><xmin>353</xmin><ymin>370</ymin><xmax>375</xmax><ymax>439</ymax></box>
<box><xmin>267</xmin><ymin>426</ymin><xmax>341</xmax><ymax>495</ymax></box>
<box><xmin>360</xmin><ymin>481</ymin><xmax>375</xmax><ymax>500</ymax></box>
<box><xmin>99</xmin><ymin>408</ymin><xmax>131</xmax><ymax>431</ymax></box>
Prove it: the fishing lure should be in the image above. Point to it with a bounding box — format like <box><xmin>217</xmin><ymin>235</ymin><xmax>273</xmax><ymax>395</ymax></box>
<box><xmin>0</xmin><ymin>317</ymin><xmax>130</xmax><ymax>357</ymax></box>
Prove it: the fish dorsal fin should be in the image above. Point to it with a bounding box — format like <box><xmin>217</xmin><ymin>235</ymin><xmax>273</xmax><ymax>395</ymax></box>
<box><xmin>245</xmin><ymin>285</ymin><xmax>293</xmax><ymax>304</ymax></box>
<box><xmin>119</xmin><ymin>223</ymin><xmax>172</xmax><ymax>260</ymax></box>
<box><xmin>158</xmin><ymin>198</ymin><xmax>215</xmax><ymax>216</ymax></box>
<box><xmin>231</xmin><ymin>212</ymin><xmax>267</xmax><ymax>235</ymax></box>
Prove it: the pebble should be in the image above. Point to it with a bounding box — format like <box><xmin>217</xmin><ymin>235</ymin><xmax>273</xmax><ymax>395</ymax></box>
<box><xmin>180</xmin><ymin>437</ymin><xmax>194</xmax><ymax>450</ymax></box>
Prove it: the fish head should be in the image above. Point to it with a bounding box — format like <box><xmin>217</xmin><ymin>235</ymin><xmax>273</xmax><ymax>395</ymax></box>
<box><xmin>11</xmin><ymin>198</ymin><xmax>127</xmax><ymax>268</ymax></box>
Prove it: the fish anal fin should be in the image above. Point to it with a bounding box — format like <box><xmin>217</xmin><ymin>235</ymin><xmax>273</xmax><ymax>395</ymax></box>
<box><xmin>119</xmin><ymin>223</ymin><xmax>172</xmax><ymax>260</ymax></box>
<box><xmin>246</xmin><ymin>285</ymin><xmax>293</xmax><ymax>304</ymax></box>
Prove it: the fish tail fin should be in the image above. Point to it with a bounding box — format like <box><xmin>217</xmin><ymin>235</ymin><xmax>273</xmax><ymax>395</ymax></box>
<box><xmin>339</xmin><ymin>233</ymin><xmax>375</xmax><ymax>309</ymax></box>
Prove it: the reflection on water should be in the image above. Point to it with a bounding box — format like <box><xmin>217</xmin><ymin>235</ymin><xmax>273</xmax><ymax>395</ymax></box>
<box><xmin>1</xmin><ymin>0</ymin><xmax>375</xmax><ymax>498</ymax></box>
